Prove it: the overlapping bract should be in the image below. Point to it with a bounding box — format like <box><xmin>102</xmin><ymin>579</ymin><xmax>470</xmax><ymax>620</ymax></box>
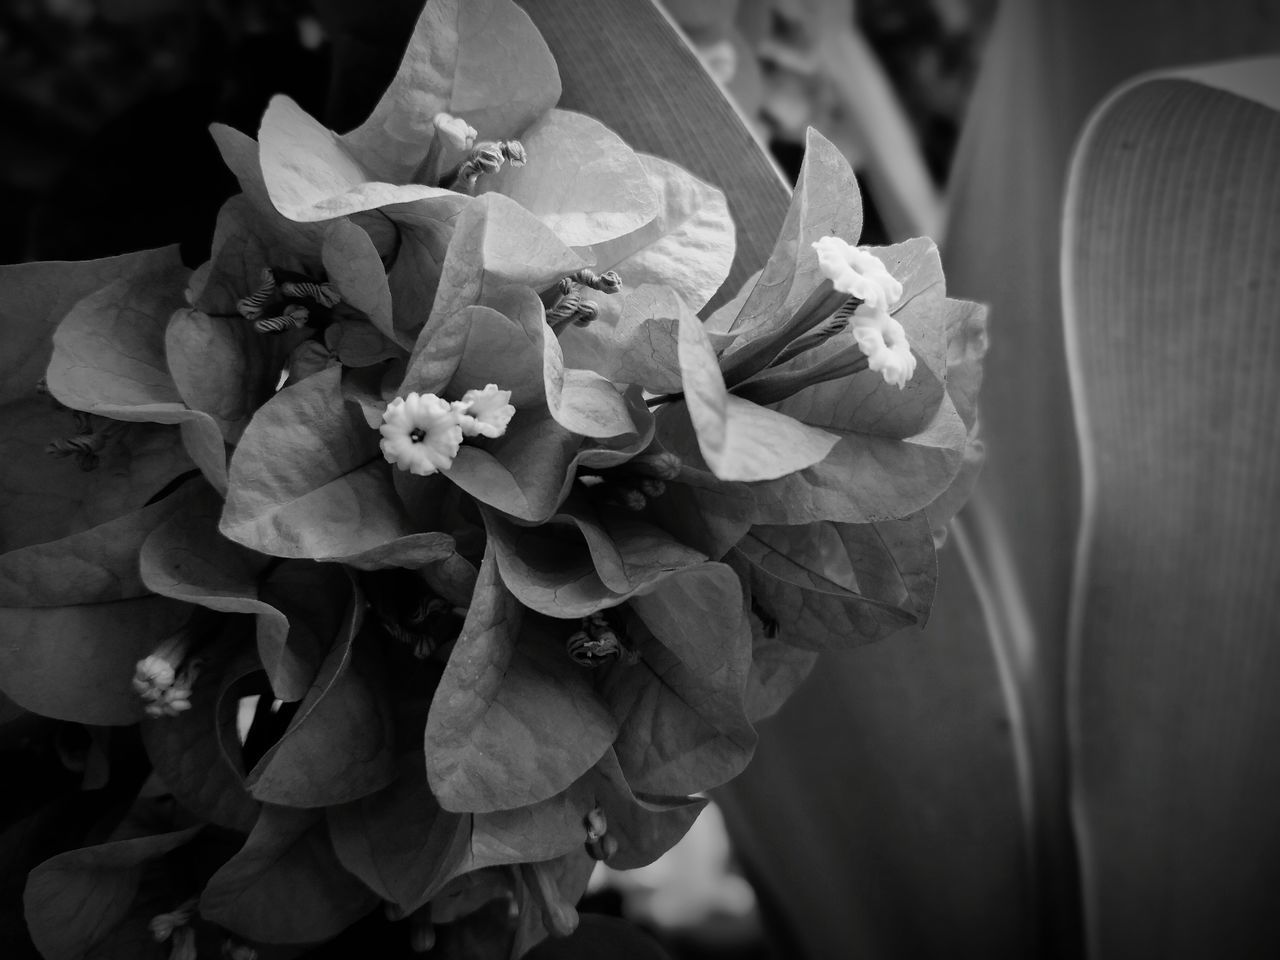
<box><xmin>0</xmin><ymin>1</ymin><xmax>985</xmax><ymax>957</ymax></box>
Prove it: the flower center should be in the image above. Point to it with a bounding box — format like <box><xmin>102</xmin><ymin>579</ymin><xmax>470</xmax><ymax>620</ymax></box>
<box><xmin>409</xmin><ymin>428</ymin><xmax>426</xmax><ymax>444</ymax></box>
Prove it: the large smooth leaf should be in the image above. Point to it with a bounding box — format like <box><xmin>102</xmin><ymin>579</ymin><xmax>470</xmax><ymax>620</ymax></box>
<box><xmin>23</xmin><ymin>827</ymin><xmax>200</xmax><ymax>960</ymax></box>
<box><xmin>200</xmin><ymin>805</ymin><xmax>378</xmax><ymax>943</ymax></box>
<box><xmin>482</xmin><ymin>109</ymin><xmax>659</xmax><ymax>246</ymax></box>
<box><xmin>220</xmin><ymin>366</ymin><xmax>455</xmax><ymax>567</ymax></box>
<box><xmin>424</xmin><ymin>546</ymin><xmax>617</xmax><ymax>813</ymax></box>
<box><xmin>1065</xmin><ymin>61</ymin><xmax>1280</xmax><ymax>960</ymax></box>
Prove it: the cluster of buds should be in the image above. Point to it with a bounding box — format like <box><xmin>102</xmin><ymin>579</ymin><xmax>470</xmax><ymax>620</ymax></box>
<box><xmin>545</xmin><ymin>269</ymin><xmax>623</xmax><ymax>330</ymax></box>
<box><xmin>577</xmin><ymin>450</ymin><xmax>680</xmax><ymax>512</ymax></box>
<box><xmin>132</xmin><ymin>629</ymin><xmax>199</xmax><ymax>718</ymax></box>
<box><xmin>453</xmin><ymin>138</ymin><xmax>527</xmax><ymax>192</ymax></box>
<box><xmin>236</xmin><ymin>267</ymin><xmax>342</xmax><ymax>335</ymax></box>
<box><xmin>378</xmin><ymin>385</ymin><xmax>516</xmax><ymax>477</ymax></box>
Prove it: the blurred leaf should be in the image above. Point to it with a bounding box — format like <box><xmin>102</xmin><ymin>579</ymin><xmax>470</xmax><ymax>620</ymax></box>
<box><xmin>424</xmin><ymin>546</ymin><xmax>616</xmax><ymax>813</ymax></box>
<box><xmin>483</xmin><ymin>109</ymin><xmax>659</xmax><ymax>246</ymax></box>
<box><xmin>1064</xmin><ymin>60</ymin><xmax>1280</xmax><ymax>960</ymax></box>
<box><xmin>200</xmin><ymin>805</ymin><xmax>378</xmax><ymax>944</ymax></box>
<box><xmin>523</xmin><ymin>913</ymin><xmax>672</xmax><ymax>960</ymax></box>
<box><xmin>23</xmin><ymin>826</ymin><xmax>199</xmax><ymax>960</ymax></box>
<box><xmin>715</xmin><ymin>542</ymin><xmax>1033</xmax><ymax>959</ymax></box>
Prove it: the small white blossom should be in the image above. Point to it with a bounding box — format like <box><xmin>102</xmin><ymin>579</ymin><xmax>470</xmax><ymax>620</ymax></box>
<box><xmin>380</xmin><ymin>392</ymin><xmax>464</xmax><ymax>476</ymax></box>
<box><xmin>433</xmin><ymin>112</ymin><xmax>478</xmax><ymax>151</ymax></box>
<box><xmin>811</xmin><ymin>236</ymin><xmax>904</xmax><ymax>310</ymax></box>
<box><xmin>851</xmin><ymin>305</ymin><xmax>917</xmax><ymax>389</ymax></box>
<box><xmin>454</xmin><ymin>384</ymin><xmax>516</xmax><ymax>439</ymax></box>
<box><xmin>133</xmin><ymin>632</ymin><xmax>198</xmax><ymax>718</ymax></box>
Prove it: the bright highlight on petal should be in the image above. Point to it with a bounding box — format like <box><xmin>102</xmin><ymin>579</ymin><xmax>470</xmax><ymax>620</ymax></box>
<box><xmin>812</xmin><ymin>236</ymin><xmax>904</xmax><ymax>310</ymax></box>
<box><xmin>380</xmin><ymin>392</ymin><xmax>465</xmax><ymax>476</ymax></box>
<box><xmin>454</xmin><ymin>384</ymin><xmax>517</xmax><ymax>439</ymax></box>
<box><xmin>851</xmin><ymin>306</ymin><xmax>917</xmax><ymax>389</ymax></box>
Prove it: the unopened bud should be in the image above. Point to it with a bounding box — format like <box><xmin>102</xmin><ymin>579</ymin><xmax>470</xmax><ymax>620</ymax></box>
<box><xmin>501</xmin><ymin>139</ymin><xmax>527</xmax><ymax>166</ymax></box>
<box><xmin>409</xmin><ymin>915</ymin><xmax>436</xmax><ymax>953</ymax></box>
<box><xmin>632</xmin><ymin>451</ymin><xmax>682</xmax><ymax>480</ymax></box>
<box><xmin>584</xmin><ymin>806</ymin><xmax>608</xmax><ymax>842</ymax></box>
<box><xmin>638</xmin><ymin>478</ymin><xmax>667</xmax><ymax>499</ymax></box>
<box><xmin>572</xmin><ymin>269</ymin><xmax>622</xmax><ymax>294</ymax></box>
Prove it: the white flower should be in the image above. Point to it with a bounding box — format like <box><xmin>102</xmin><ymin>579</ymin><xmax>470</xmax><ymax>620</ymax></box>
<box><xmin>380</xmin><ymin>392</ymin><xmax>464</xmax><ymax>476</ymax></box>
<box><xmin>851</xmin><ymin>305</ymin><xmax>917</xmax><ymax>389</ymax></box>
<box><xmin>433</xmin><ymin>112</ymin><xmax>478</xmax><ymax>151</ymax></box>
<box><xmin>453</xmin><ymin>384</ymin><xmax>516</xmax><ymax>439</ymax></box>
<box><xmin>811</xmin><ymin>236</ymin><xmax>904</xmax><ymax>310</ymax></box>
<box><xmin>133</xmin><ymin>630</ymin><xmax>199</xmax><ymax>718</ymax></box>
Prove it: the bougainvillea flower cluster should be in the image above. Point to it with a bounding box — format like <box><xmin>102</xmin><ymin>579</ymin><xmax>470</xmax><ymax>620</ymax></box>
<box><xmin>0</xmin><ymin>1</ymin><xmax>986</xmax><ymax>957</ymax></box>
